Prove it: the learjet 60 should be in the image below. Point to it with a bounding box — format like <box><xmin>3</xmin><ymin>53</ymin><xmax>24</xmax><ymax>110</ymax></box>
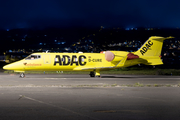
<box><xmin>3</xmin><ymin>36</ymin><xmax>173</xmax><ymax>77</ymax></box>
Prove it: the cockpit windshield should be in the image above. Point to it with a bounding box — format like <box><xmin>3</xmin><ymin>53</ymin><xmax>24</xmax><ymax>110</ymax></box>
<box><xmin>25</xmin><ymin>55</ymin><xmax>41</xmax><ymax>60</ymax></box>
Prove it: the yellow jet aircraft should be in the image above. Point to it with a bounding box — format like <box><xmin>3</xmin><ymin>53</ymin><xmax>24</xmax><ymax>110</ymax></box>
<box><xmin>3</xmin><ymin>36</ymin><xmax>173</xmax><ymax>78</ymax></box>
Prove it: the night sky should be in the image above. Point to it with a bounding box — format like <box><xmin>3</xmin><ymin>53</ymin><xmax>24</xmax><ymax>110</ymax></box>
<box><xmin>0</xmin><ymin>0</ymin><xmax>180</xmax><ymax>29</ymax></box>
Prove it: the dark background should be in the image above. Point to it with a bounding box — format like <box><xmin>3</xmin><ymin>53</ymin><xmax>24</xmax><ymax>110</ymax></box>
<box><xmin>0</xmin><ymin>0</ymin><xmax>180</xmax><ymax>68</ymax></box>
<box><xmin>0</xmin><ymin>0</ymin><xmax>180</xmax><ymax>29</ymax></box>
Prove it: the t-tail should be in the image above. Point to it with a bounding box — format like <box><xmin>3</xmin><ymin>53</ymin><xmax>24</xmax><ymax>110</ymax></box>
<box><xmin>134</xmin><ymin>36</ymin><xmax>174</xmax><ymax>65</ymax></box>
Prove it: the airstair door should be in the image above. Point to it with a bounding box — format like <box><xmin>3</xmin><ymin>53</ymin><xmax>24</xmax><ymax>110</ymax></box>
<box><xmin>44</xmin><ymin>54</ymin><xmax>51</xmax><ymax>64</ymax></box>
<box><xmin>43</xmin><ymin>54</ymin><xmax>51</xmax><ymax>70</ymax></box>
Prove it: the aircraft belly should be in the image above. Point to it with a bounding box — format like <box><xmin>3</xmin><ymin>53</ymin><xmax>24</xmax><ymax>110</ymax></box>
<box><xmin>50</xmin><ymin>65</ymin><xmax>74</xmax><ymax>71</ymax></box>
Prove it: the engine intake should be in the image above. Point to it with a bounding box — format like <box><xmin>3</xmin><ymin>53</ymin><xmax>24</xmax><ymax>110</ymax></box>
<box><xmin>105</xmin><ymin>51</ymin><xmax>115</xmax><ymax>62</ymax></box>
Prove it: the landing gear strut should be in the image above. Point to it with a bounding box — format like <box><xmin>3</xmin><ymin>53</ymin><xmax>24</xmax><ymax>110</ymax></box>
<box><xmin>20</xmin><ymin>73</ymin><xmax>25</xmax><ymax>78</ymax></box>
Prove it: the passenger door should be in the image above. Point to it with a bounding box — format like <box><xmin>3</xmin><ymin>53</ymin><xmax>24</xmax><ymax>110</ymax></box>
<box><xmin>43</xmin><ymin>54</ymin><xmax>51</xmax><ymax>70</ymax></box>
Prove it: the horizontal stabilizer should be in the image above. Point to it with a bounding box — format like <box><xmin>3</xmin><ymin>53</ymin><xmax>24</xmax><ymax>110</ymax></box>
<box><xmin>143</xmin><ymin>58</ymin><xmax>163</xmax><ymax>65</ymax></box>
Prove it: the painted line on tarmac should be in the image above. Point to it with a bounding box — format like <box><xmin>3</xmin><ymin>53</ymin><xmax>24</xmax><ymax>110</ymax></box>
<box><xmin>30</xmin><ymin>77</ymin><xmax>180</xmax><ymax>80</ymax></box>
<box><xmin>44</xmin><ymin>78</ymin><xmax>67</xmax><ymax>79</ymax></box>
<box><xmin>19</xmin><ymin>95</ymin><xmax>100</xmax><ymax>120</ymax></box>
<box><xmin>0</xmin><ymin>84</ymin><xmax>178</xmax><ymax>88</ymax></box>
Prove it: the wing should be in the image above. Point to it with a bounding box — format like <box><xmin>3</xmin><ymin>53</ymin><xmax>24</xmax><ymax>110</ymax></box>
<box><xmin>73</xmin><ymin>56</ymin><xmax>128</xmax><ymax>71</ymax></box>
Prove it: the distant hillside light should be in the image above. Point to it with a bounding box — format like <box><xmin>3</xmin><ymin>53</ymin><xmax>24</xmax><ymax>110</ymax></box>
<box><xmin>125</xmin><ymin>28</ymin><xmax>130</xmax><ymax>30</ymax></box>
<box><xmin>6</xmin><ymin>29</ymin><xmax>9</xmax><ymax>31</ymax></box>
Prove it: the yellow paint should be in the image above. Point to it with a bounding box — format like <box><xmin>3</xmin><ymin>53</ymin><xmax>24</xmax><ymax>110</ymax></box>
<box><xmin>3</xmin><ymin>36</ymin><xmax>174</xmax><ymax>77</ymax></box>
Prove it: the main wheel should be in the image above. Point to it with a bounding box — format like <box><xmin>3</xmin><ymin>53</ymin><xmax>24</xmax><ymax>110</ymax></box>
<box><xmin>89</xmin><ymin>72</ymin><xmax>95</xmax><ymax>77</ymax></box>
<box><xmin>20</xmin><ymin>73</ymin><xmax>25</xmax><ymax>78</ymax></box>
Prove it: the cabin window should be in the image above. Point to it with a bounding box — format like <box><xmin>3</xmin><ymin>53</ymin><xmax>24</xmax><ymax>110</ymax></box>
<box><xmin>81</xmin><ymin>58</ymin><xmax>84</xmax><ymax>62</ymax></box>
<box><xmin>68</xmin><ymin>58</ymin><xmax>71</xmax><ymax>62</ymax></box>
<box><xmin>61</xmin><ymin>58</ymin><xmax>64</xmax><ymax>62</ymax></box>
<box><xmin>55</xmin><ymin>58</ymin><xmax>58</xmax><ymax>62</ymax></box>
<box><xmin>25</xmin><ymin>55</ymin><xmax>41</xmax><ymax>60</ymax></box>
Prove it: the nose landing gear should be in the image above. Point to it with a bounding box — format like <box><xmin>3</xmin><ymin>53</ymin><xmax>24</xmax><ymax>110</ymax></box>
<box><xmin>20</xmin><ymin>73</ymin><xmax>25</xmax><ymax>78</ymax></box>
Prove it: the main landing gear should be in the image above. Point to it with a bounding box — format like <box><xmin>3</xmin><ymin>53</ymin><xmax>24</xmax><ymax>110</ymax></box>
<box><xmin>89</xmin><ymin>71</ymin><xmax>101</xmax><ymax>78</ymax></box>
<box><xmin>90</xmin><ymin>72</ymin><xmax>95</xmax><ymax>77</ymax></box>
<box><xmin>20</xmin><ymin>73</ymin><xmax>25</xmax><ymax>78</ymax></box>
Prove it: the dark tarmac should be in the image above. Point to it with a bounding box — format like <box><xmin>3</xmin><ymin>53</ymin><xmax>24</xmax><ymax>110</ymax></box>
<box><xmin>0</xmin><ymin>73</ymin><xmax>180</xmax><ymax>120</ymax></box>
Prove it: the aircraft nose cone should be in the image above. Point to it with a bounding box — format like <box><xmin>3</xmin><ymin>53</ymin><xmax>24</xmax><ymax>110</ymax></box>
<box><xmin>3</xmin><ymin>63</ymin><xmax>18</xmax><ymax>70</ymax></box>
<box><xmin>3</xmin><ymin>62</ymin><xmax>24</xmax><ymax>71</ymax></box>
<box><xmin>3</xmin><ymin>64</ymin><xmax>11</xmax><ymax>70</ymax></box>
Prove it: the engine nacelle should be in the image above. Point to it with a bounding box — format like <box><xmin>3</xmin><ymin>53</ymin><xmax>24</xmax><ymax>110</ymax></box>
<box><xmin>105</xmin><ymin>51</ymin><xmax>128</xmax><ymax>62</ymax></box>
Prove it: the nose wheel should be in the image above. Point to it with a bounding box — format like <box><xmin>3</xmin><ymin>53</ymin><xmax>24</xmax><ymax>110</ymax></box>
<box><xmin>20</xmin><ymin>73</ymin><xmax>25</xmax><ymax>78</ymax></box>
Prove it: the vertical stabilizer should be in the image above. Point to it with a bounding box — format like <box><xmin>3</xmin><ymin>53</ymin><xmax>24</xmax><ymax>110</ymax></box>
<box><xmin>134</xmin><ymin>36</ymin><xmax>174</xmax><ymax>56</ymax></box>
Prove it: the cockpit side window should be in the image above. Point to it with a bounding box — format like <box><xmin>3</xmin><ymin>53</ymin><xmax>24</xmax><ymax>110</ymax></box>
<box><xmin>25</xmin><ymin>55</ymin><xmax>41</xmax><ymax>60</ymax></box>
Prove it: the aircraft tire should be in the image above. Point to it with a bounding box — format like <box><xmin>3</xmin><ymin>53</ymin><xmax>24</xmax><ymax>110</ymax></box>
<box><xmin>20</xmin><ymin>73</ymin><xmax>25</xmax><ymax>78</ymax></box>
<box><xmin>90</xmin><ymin>72</ymin><xmax>95</xmax><ymax>77</ymax></box>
